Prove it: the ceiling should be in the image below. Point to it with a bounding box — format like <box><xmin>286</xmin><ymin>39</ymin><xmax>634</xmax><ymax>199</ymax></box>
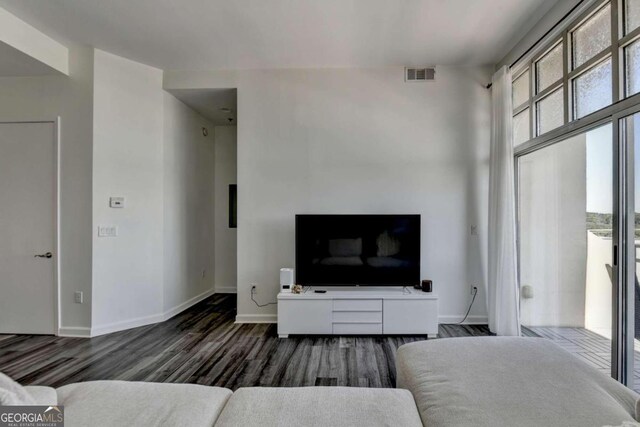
<box><xmin>0</xmin><ymin>41</ymin><xmax>61</xmax><ymax>76</ymax></box>
<box><xmin>167</xmin><ymin>88</ymin><xmax>237</xmax><ymax>125</ymax></box>
<box><xmin>0</xmin><ymin>0</ymin><xmax>559</xmax><ymax>71</ymax></box>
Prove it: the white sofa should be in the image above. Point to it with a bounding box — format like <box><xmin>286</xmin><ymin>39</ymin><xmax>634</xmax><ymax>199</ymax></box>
<box><xmin>1</xmin><ymin>374</ymin><xmax>422</xmax><ymax>427</ymax></box>
<box><xmin>56</xmin><ymin>381</ymin><xmax>233</xmax><ymax>427</ymax></box>
<box><xmin>396</xmin><ymin>337</ymin><xmax>640</xmax><ymax>427</ymax></box>
<box><xmin>3</xmin><ymin>337</ymin><xmax>640</xmax><ymax>426</ymax></box>
<box><xmin>213</xmin><ymin>386</ymin><xmax>422</xmax><ymax>427</ymax></box>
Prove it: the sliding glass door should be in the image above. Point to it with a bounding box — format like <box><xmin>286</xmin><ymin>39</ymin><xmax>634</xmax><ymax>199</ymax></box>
<box><xmin>518</xmin><ymin>123</ymin><xmax>616</xmax><ymax>378</ymax></box>
<box><xmin>511</xmin><ymin>0</ymin><xmax>640</xmax><ymax>394</ymax></box>
<box><xmin>517</xmin><ymin>111</ymin><xmax>640</xmax><ymax>392</ymax></box>
<box><xmin>618</xmin><ymin>110</ymin><xmax>640</xmax><ymax>390</ymax></box>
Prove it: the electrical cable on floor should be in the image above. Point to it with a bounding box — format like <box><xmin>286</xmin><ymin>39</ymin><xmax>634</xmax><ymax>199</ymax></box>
<box><xmin>446</xmin><ymin>287</ymin><xmax>478</xmax><ymax>325</ymax></box>
<box><xmin>250</xmin><ymin>287</ymin><xmax>277</xmax><ymax>307</ymax></box>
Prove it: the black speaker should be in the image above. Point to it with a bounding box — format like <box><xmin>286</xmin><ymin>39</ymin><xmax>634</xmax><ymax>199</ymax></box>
<box><xmin>421</xmin><ymin>280</ymin><xmax>432</xmax><ymax>293</ymax></box>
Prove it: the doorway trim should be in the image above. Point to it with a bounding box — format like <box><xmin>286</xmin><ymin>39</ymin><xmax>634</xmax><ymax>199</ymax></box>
<box><xmin>612</xmin><ymin>103</ymin><xmax>640</xmax><ymax>386</ymax></box>
<box><xmin>0</xmin><ymin>118</ymin><xmax>61</xmax><ymax>335</ymax></box>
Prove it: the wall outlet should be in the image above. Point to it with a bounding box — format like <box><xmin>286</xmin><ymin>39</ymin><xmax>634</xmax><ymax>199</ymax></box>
<box><xmin>74</xmin><ymin>291</ymin><xmax>83</xmax><ymax>304</ymax></box>
<box><xmin>251</xmin><ymin>285</ymin><xmax>257</xmax><ymax>294</ymax></box>
<box><xmin>109</xmin><ymin>197</ymin><xmax>125</xmax><ymax>208</ymax></box>
<box><xmin>98</xmin><ymin>225</ymin><xmax>118</xmax><ymax>237</ymax></box>
<box><xmin>202</xmin><ymin>269</ymin><xmax>206</xmax><ymax>279</ymax></box>
<box><xmin>470</xmin><ymin>225</ymin><xmax>478</xmax><ymax>236</ymax></box>
<box><xmin>521</xmin><ymin>284</ymin><xmax>534</xmax><ymax>299</ymax></box>
<box><xmin>470</xmin><ymin>285</ymin><xmax>477</xmax><ymax>295</ymax></box>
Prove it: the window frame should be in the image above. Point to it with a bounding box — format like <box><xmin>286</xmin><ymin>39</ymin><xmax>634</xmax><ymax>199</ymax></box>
<box><xmin>512</xmin><ymin>0</ymin><xmax>629</xmax><ymax>147</ymax></box>
<box><xmin>571</xmin><ymin>55</ymin><xmax>614</xmax><ymax>119</ymax></box>
<box><xmin>621</xmin><ymin>30</ymin><xmax>640</xmax><ymax>96</ymax></box>
<box><xmin>531</xmin><ymin>39</ymin><xmax>565</xmax><ymax>136</ymax></box>
<box><xmin>512</xmin><ymin>67</ymin><xmax>532</xmax><ymax>143</ymax></box>
<box><xmin>570</xmin><ymin>1</ymin><xmax>613</xmax><ymax>71</ymax></box>
<box><xmin>535</xmin><ymin>86</ymin><xmax>565</xmax><ymax>136</ymax></box>
<box><xmin>512</xmin><ymin>68</ymin><xmax>531</xmax><ymax>113</ymax></box>
<box><xmin>535</xmin><ymin>40</ymin><xmax>564</xmax><ymax>95</ymax></box>
<box><xmin>622</xmin><ymin>0</ymin><xmax>640</xmax><ymax>36</ymax></box>
<box><xmin>511</xmin><ymin>0</ymin><xmax>640</xmax><ymax>389</ymax></box>
<box><xmin>568</xmin><ymin>1</ymin><xmax>616</xmax><ymax>120</ymax></box>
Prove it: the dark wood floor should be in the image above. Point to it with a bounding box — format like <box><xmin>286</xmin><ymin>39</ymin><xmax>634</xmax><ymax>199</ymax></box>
<box><xmin>0</xmin><ymin>294</ymin><xmax>492</xmax><ymax>390</ymax></box>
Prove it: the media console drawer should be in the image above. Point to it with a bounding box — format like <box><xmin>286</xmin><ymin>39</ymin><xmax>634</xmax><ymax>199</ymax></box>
<box><xmin>333</xmin><ymin>322</ymin><xmax>382</xmax><ymax>335</ymax></box>
<box><xmin>333</xmin><ymin>311</ymin><xmax>382</xmax><ymax>323</ymax></box>
<box><xmin>383</xmin><ymin>299</ymin><xmax>438</xmax><ymax>335</ymax></box>
<box><xmin>333</xmin><ymin>299</ymin><xmax>382</xmax><ymax>312</ymax></box>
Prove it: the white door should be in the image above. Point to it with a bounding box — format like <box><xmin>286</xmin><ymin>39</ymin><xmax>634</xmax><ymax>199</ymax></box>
<box><xmin>0</xmin><ymin>122</ymin><xmax>56</xmax><ymax>334</ymax></box>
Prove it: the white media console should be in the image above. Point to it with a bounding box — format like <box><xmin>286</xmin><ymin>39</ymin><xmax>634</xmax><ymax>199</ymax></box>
<box><xmin>277</xmin><ymin>286</ymin><xmax>438</xmax><ymax>338</ymax></box>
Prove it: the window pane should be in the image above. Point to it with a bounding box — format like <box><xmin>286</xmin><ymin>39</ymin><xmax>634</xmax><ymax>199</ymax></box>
<box><xmin>625</xmin><ymin>39</ymin><xmax>640</xmax><ymax>97</ymax></box>
<box><xmin>513</xmin><ymin>108</ymin><xmax>530</xmax><ymax>145</ymax></box>
<box><xmin>536</xmin><ymin>88</ymin><xmax>564</xmax><ymax>135</ymax></box>
<box><xmin>625</xmin><ymin>0</ymin><xmax>640</xmax><ymax>35</ymax></box>
<box><xmin>536</xmin><ymin>43</ymin><xmax>563</xmax><ymax>93</ymax></box>
<box><xmin>573</xmin><ymin>58</ymin><xmax>612</xmax><ymax>119</ymax></box>
<box><xmin>572</xmin><ymin>3</ymin><xmax>611</xmax><ymax>69</ymax></box>
<box><xmin>513</xmin><ymin>70</ymin><xmax>530</xmax><ymax>108</ymax></box>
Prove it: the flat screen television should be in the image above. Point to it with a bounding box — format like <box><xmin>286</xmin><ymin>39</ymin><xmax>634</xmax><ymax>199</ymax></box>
<box><xmin>295</xmin><ymin>214</ymin><xmax>420</xmax><ymax>286</ymax></box>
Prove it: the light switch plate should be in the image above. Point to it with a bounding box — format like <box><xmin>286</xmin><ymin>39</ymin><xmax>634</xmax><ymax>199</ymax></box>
<box><xmin>98</xmin><ymin>225</ymin><xmax>118</xmax><ymax>237</ymax></box>
<box><xmin>109</xmin><ymin>197</ymin><xmax>125</xmax><ymax>208</ymax></box>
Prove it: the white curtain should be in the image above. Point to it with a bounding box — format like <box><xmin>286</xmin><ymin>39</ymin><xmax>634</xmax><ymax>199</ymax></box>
<box><xmin>488</xmin><ymin>66</ymin><xmax>521</xmax><ymax>336</ymax></box>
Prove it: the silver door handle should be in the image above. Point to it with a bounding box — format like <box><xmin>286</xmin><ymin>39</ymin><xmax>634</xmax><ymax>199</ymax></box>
<box><xmin>34</xmin><ymin>252</ymin><xmax>52</xmax><ymax>258</ymax></box>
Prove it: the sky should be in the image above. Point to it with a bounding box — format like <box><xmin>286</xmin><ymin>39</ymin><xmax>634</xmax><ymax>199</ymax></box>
<box><xmin>585</xmin><ymin>116</ymin><xmax>640</xmax><ymax>214</ymax></box>
<box><xmin>586</xmin><ymin>123</ymin><xmax>612</xmax><ymax>214</ymax></box>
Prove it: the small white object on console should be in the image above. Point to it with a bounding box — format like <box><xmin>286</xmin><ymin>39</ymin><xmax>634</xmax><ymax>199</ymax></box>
<box><xmin>277</xmin><ymin>286</ymin><xmax>438</xmax><ymax>338</ymax></box>
<box><xmin>280</xmin><ymin>268</ymin><xmax>294</xmax><ymax>293</ymax></box>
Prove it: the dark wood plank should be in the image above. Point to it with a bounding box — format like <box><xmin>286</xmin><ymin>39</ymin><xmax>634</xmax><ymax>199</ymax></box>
<box><xmin>0</xmin><ymin>294</ymin><xmax>492</xmax><ymax>390</ymax></box>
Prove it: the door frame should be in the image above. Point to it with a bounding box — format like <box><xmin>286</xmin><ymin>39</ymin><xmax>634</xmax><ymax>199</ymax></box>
<box><xmin>612</xmin><ymin>103</ymin><xmax>640</xmax><ymax>387</ymax></box>
<box><xmin>515</xmin><ymin>105</ymin><xmax>640</xmax><ymax>389</ymax></box>
<box><xmin>514</xmin><ymin>118</ymin><xmax>619</xmax><ymax>378</ymax></box>
<box><xmin>0</xmin><ymin>118</ymin><xmax>61</xmax><ymax>335</ymax></box>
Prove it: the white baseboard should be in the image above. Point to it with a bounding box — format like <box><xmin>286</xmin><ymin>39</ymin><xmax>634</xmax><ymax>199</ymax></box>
<box><xmin>235</xmin><ymin>314</ymin><xmax>277</xmax><ymax>323</ymax></box>
<box><xmin>438</xmin><ymin>315</ymin><xmax>488</xmax><ymax>325</ymax></box>
<box><xmin>89</xmin><ymin>288</ymin><xmax>216</xmax><ymax>337</ymax></box>
<box><xmin>164</xmin><ymin>288</ymin><xmax>216</xmax><ymax>320</ymax></box>
<box><xmin>91</xmin><ymin>312</ymin><xmax>165</xmax><ymax>337</ymax></box>
<box><xmin>58</xmin><ymin>326</ymin><xmax>92</xmax><ymax>338</ymax></box>
<box><xmin>215</xmin><ymin>286</ymin><xmax>237</xmax><ymax>294</ymax></box>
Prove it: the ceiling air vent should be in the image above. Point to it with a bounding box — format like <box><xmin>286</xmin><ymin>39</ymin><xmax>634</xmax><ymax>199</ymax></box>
<box><xmin>405</xmin><ymin>67</ymin><xmax>435</xmax><ymax>82</ymax></box>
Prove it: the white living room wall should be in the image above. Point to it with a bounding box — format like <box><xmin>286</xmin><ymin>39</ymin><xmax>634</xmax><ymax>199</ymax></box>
<box><xmin>0</xmin><ymin>47</ymin><xmax>94</xmax><ymax>336</ymax></box>
<box><xmin>91</xmin><ymin>49</ymin><xmax>165</xmax><ymax>333</ymax></box>
<box><xmin>163</xmin><ymin>92</ymin><xmax>216</xmax><ymax>312</ymax></box>
<box><xmin>164</xmin><ymin>66</ymin><xmax>492</xmax><ymax>323</ymax></box>
<box><xmin>91</xmin><ymin>50</ymin><xmax>219</xmax><ymax>336</ymax></box>
<box><xmin>214</xmin><ymin>126</ymin><xmax>237</xmax><ymax>293</ymax></box>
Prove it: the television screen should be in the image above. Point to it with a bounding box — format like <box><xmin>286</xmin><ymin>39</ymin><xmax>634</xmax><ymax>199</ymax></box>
<box><xmin>295</xmin><ymin>214</ymin><xmax>420</xmax><ymax>286</ymax></box>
